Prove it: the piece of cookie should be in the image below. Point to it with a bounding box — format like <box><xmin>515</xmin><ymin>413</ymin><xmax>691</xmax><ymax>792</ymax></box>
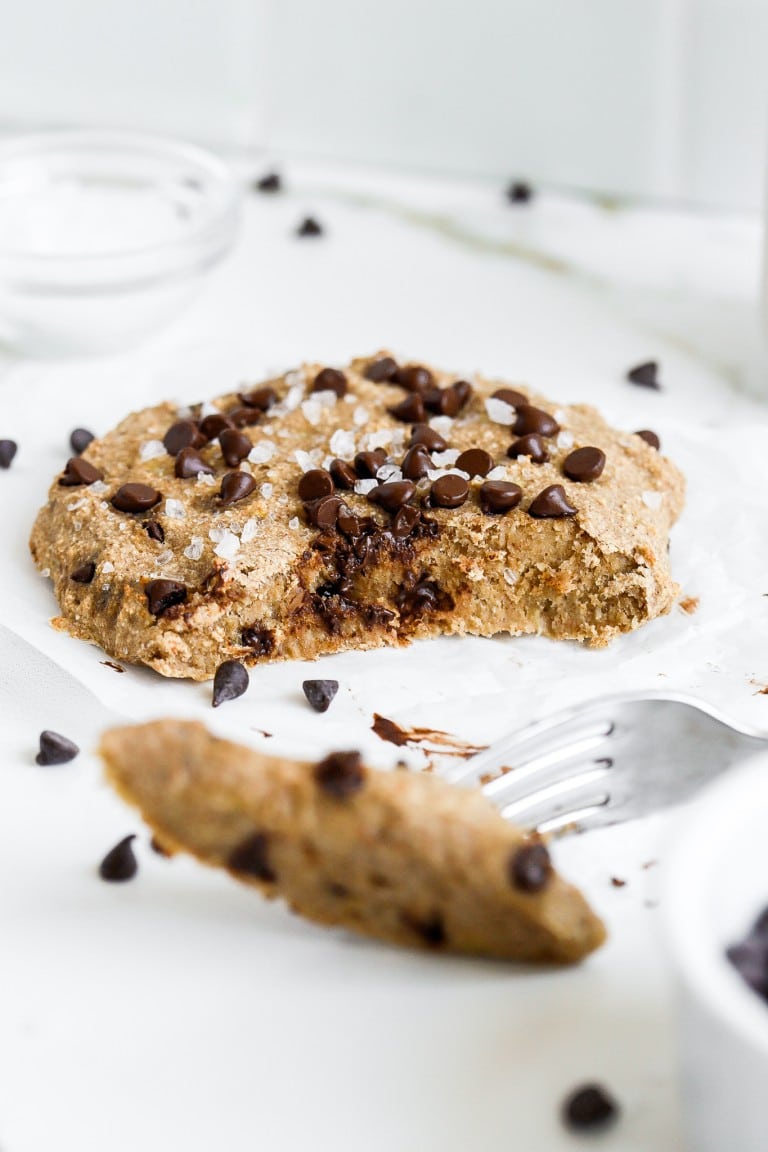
<box><xmin>31</xmin><ymin>354</ymin><xmax>684</xmax><ymax>679</ymax></box>
<box><xmin>99</xmin><ymin>719</ymin><xmax>606</xmax><ymax>963</ymax></box>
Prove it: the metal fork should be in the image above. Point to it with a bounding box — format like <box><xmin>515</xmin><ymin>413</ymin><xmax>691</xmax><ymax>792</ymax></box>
<box><xmin>447</xmin><ymin>692</ymin><xmax>768</xmax><ymax>835</ymax></box>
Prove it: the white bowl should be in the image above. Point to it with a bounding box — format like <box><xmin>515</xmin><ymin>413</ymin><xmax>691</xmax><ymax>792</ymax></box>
<box><xmin>663</xmin><ymin>753</ymin><xmax>768</xmax><ymax>1152</ymax></box>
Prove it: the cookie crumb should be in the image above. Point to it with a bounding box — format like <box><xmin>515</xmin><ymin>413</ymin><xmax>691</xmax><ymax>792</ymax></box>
<box><xmin>678</xmin><ymin>595</ymin><xmax>699</xmax><ymax>615</ymax></box>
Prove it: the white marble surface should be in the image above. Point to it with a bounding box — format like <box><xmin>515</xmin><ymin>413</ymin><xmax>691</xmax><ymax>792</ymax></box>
<box><xmin>2</xmin><ymin>160</ymin><xmax>768</xmax><ymax>1152</ymax></box>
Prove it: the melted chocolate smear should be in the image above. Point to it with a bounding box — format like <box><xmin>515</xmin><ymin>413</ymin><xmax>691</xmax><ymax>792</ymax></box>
<box><xmin>100</xmin><ymin>660</ymin><xmax>125</xmax><ymax>674</ymax></box>
<box><xmin>371</xmin><ymin>714</ymin><xmax>487</xmax><ymax>759</ymax></box>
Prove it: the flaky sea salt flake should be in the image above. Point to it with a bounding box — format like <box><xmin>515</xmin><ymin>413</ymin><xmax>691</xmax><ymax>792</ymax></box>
<box><xmin>183</xmin><ymin>536</ymin><xmax>204</xmax><ymax>561</ymax></box>
<box><xmin>484</xmin><ymin>398</ymin><xmax>515</xmax><ymax>426</ymax></box>
<box><xmin>248</xmin><ymin>440</ymin><xmax>276</xmax><ymax>465</ymax></box>
<box><xmin>642</xmin><ymin>490</ymin><xmax>663</xmax><ymax>510</ymax></box>
<box><xmin>139</xmin><ymin>439</ymin><xmax>166</xmax><ymax>461</ymax></box>
<box><xmin>329</xmin><ymin>429</ymin><xmax>356</xmax><ymax>458</ymax></box>
<box><xmin>165</xmin><ymin>498</ymin><xmax>185</xmax><ymax>519</ymax></box>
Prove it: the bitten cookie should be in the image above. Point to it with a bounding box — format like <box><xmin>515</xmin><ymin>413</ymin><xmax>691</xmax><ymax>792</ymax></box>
<box><xmin>31</xmin><ymin>353</ymin><xmax>684</xmax><ymax>679</ymax></box>
<box><xmin>100</xmin><ymin>719</ymin><xmax>606</xmax><ymax>964</ymax></box>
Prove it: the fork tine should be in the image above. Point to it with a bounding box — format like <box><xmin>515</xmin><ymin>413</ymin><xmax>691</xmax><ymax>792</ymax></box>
<box><xmin>499</xmin><ymin>764</ymin><xmax>612</xmax><ymax>826</ymax></box>
<box><xmin>480</xmin><ymin>732</ymin><xmax>612</xmax><ymax>803</ymax></box>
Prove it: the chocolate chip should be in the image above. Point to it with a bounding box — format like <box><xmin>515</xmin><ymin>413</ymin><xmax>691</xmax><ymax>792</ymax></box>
<box><xmin>451</xmin><ymin>380</ymin><xmax>473</xmax><ymax>409</ymax></box>
<box><xmin>492</xmin><ymin>387</ymin><xmax>526</xmax><ymax>408</ymax></box>
<box><xmin>145</xmin><ymin>579</ymin><xmax>187</xmax><ymax>617</ymax></box>
<box><xmin>71</xmin><ymin>561</ymin><xmax>96</xmax><ymax>583</ymax></box>
<box><xmin>0</xmin><ymin>439</ymin><xmax>17</xmax><ymax>469</ymax></box>
<box><xmin>396</xmin><ymin>576</ymin><xmax>445</xmax><ymax>617</ymax></box>
<box><xmin>627</xmin><ymin>360</ymin><xmax>660</xmax><ymax>389</ymax></box>
<box><xmin>314</xmin><ymin>751</ymin><xmax>365</xmax><ymax>798</ymax></box>
<box><xmin>391</xmin><ymin>504</ymin><xmax>421</xmax><ymax>537</ymax></box>
<box><xmin>455</xmin><ymin>448</ymin><xmax>493</xmax><ymax>477</ymax></box>
<box><xmin>212</xmin><ymin>659</ymin><xmax>249</xmax><ymax>707</ymax></box>
<box><xmin>70</xmin><ymin>427</ymin><xmax>95</xmax><ymax>454</ymax></box>
<box><xmin>98</xmin><ymin>835</ymin><xmax>138</xmax><ymax>882</ymax></box>
<box><xmin>59</xmin><ymin>457</ymin><xmax>103</xmax><ymax>486</ymax></box>
<box><xmin>219</xmin><ymin>471</ymin><xmax>257</xmax><ymax>507</ymax></box>
<box><xmin>254</xmin><ymin>171</ymin><xmax>281</xmax><ymax>193</ymax></box>
<box><xmin>297</xmin><ymin>215</ymin><xmax>323</xmax><ymax>237</ymax></box>
<box><xmin>528</xmin><ymin>484</ymin><xmax>577</xmax><ymax>519</ymax></box>
<box><xmin>229</xmin><ymin>832</ymin><xmax>276</xmax><ymax>882</ymax></box>
<box><xmin>36</xmin><ymin>730</ymin><xmax>79</xmax><ymax>765</ymax></box>
<box><xmin>241</xmin><ymin>625</ymin><xmax>275</xmax><ymax>656</ymax></box>
<box><xmin>424</xmin><ymin>387</ymin><xmax>461</xmax><ymax>417</ymax></box>
<box><xmin>329</xmin><ymin>458</ymin><xmax>358</xmax><ymax>490</ymax></box>
<box><xmin>506</xmin><ymin>180</ymin><xmax>533</xmax><ymax>203</ymax></box>
<box><xmin>302</xmin><ymin>679</ymin><xmax>339</xmax><ymax>712</ymax></box>
<box><xmin>507</xmin><ymin>433</ymin><xmax>549</xmax><ymax>463</ymax></box>
<box><xmin>226</xmin><ymin>405</ymin><xmax>262</xmax><ymax>428</ymax></box>
<box><xmin>430</xmin><ymin>474</ymin><xmax>469</xmax><ymax>508</ymax></box>
<box><xmin>401</xmin><ymin>445</ymin><xmax>433</xmax><ymax>480</ymax></box>
<box><xmin>403</xmin><ymin>911</ymin><xmax>446</xmax><ymax>948</ymax></box>
<box><xmin>145</xmin><ymin>520</ymin><xmax>165</xmax><ymax>543</ymax></box>
<box><xmin>219</xmin><ymin>428</ymin><xmax>253</xmax><ymax>467</ymax></box>
<box><xmin>298</xmin><ymin>468</ymin><xmax>335</xmax><ymax>502</ymax></box>
<box><xmin>364</xmin><ymin>356</ymin><xmax>399</xmax><ymax>382</ymax></box>
<box><xmin>354</xmin><ymin>449</ymin><xmax>387</xmax><ymax>478</ymax></box>
<box><xmin>306</xmin><ymin>494</ymin><xmax>345</xmax><ymax>529</ymax></box>
<box><xmin>238</xmin><ymin>385</ymin><xmax>277</xmax><ymax>411</ymax></box>
<box><xmin>509</xmin><ymin>841</ymin><xmax>552</xmax><ymax>891</ymax></box>
<box><xmin>163</xmin><ymin>419</ymin><xmax>204</xmax><ymax>456</ymax></box>
<box><xmin>512</xmin><ymin>404</ymin><xmax>560</xmax><ymax>438</ymax></box>
<box><xmin>175</xmin><ymin>447</ymin><xmax>214</xmax><ymax>479</ymax></box>
<box><xmin>111</xmin><ymin>483</ymin><xmax>162</xmax><ymax>513</ymax></box>
<box><xmin>636</xmin><ymin>429</ymin><xmax>660</xmax><ymax>450</ymax></box>
<box><xmin>395</xmin><ymin>365</ymin><xmax>433</xmax><ymax>393</ymax></box>
<box><xmin>368</xmin><ymin>480</ymin><xmax>415</xmax><ymax>512</ymax></box>
<box><xmin>337</xmin><ymin>511</ymin><xmax>362</xmax><ymax>538</ymax></box>
<box><xmin>388</xmin><ymin>394</ymin><xmax>426</xmax><ymax>423</ymax></box>
<box><xmin>199</xmin><ymin>413</ymin><xmax>233</xmax><ymax>440</ymax></box>
<box><xmin>561</xmin><ymin>1085</ymin><xmax>619</xmax><ymax>1132</ymax></box>
<box><xmin>563</xmin><ymin>446</ymin><xmax>606</xmax><ymax>483</ymax></box>
<box><xmin>409</xmin><ymin>424</ymin><xmax>448</xmax><ymax>452</ymax></box>
<box><xmin>311</xmin><ymin>367</ymin><xmax>347</xmax><ymax>398</ymax></box>
<box><xmin>479</xmin><ymin>481</ymin><xmax>523</xmax><ymax>514</ymax></box>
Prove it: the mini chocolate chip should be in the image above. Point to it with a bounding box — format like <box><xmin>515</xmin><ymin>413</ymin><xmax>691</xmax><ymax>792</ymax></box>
<box><xmin>199</xmin><ymin>413</ymin><xmax>233</xmax><ymax>440</ymax></box>
<box><xmin>145</xmin><ymin>578</ymin><xmax>187</xmax><ymax>616</ymax></box>
<box><xmin>254</xmin><ymin>171</ymin><xmax>281</xmax><ymax>193</ymax></box>
<box><xmin>395</xmin><ymin>365</ymin><xmax>433</xmax><ymax>393</ymax></box>
<box><xmin>219</xmin><ymin>428</ymin><xmax>252</xmax><ymax>467</ymax></box>
<box><xmin>329</xmin><ymin>458</ymin><xmax>358</xmax><ymax>490</ymax></box>
<box><xmin>298</xmin><ymin>468</ymin><xmax>335</xmax><ymax>502</ymax></box>
<box><xmin>627</xmin><ymin>360</ymin><xmax>660</xmax><ymax>389</ymax></box>
<box><xmin>111</xmin><ymin>483</ymin><xmax>162</xmax><ymax>513</ymax></box>
<box><xmin>563</xmin><ymin>446</ymin><xmax>606</xmax><ymax>483</ymax></box>
<box><xmin>391</xmin><ymin>504</ymin><xmax>421</xmax><ymax>538</ymax></box>
<box><xmin>303</xmin><ymin>679</ymin><xmax>339</xmax><ymax>712</ymax></box>
<box><xmin>389</xmin><ymin>394</ymin><xmax>426</xmax><ymax>423</ymax></box>
<box><xmin>424</xmin><ymin>387</ymin><xmax>461</xmax><ymax>417</ymax></box>
<box><xmin>219</xmin><ymin>471</ymin><xmax>257</xmax><ymax>507</ymax></box>
<box><xmin>71</xmin><ymin>561</ymin><xmax>96</xmax><ymax>583</ymax></box>
<box><xmin>145</xmin><ymin>520</ymin><xmax>165</xmax><ymax>543</ymax></box>
<box><xmin>401</xmin><ymin>444</ymin><xmax>433</xmax><ymax>480</ymax></box>
<box><xmin>238</xmin><ymin>385</ymin><xmax>277</xmax><ymax>411</ymax></box>
<box><xmin>311</xmin><ymin>367</ymin><xmax>347</xmax><ymax>398</ymax></box>
<box><xmin>455</xmin><ymin>448</ymin><xmax>493</xmax><ymax>477</ymax></box>
<box><xmin>212</xmin><ymin>659</ymin><xmax>249</xmax><ymax>707</ymax></box>
<box><xmin>509</xmin><ymin>841</ymin><xmax>552</xmax><ymax>891</ymax></box>
<box><xmin>492</xmin><ymin>387</ymin><xmax>527</xmax><ymax>408</ymax></box>
<box><xmin>226</xmin><ymin>405</ymin><xmax>262</xmax><ymax>427</ymax></box>
<box><xmin>315</xmin><ymin>751</ymin><xmax>365</xmax><ymax>798</ymax></box>
<box><xmin>451</xmin><ymin>380</ymin><xmax>473</xmax><ymax>409</ymax></box>
<box><xmin>98</xmin><ymin>835</ymin><xmax>138</xmax><ymax>882</ymax></box>
<box><xmin>507</xmin><ymin>433</ymin><xmax>549</xmax><ymax>463</ymax></box>
<box><xmin>528</xmin><ymin>484</ymin><xmax>577</xmax><ymax>519</ymax></box>
<box><xmin>636</xmin><ymin>429</ymin><xmax>660</xmax><ymax>450</ymax></box>
<box><xmin>175</xmin><ymin>447</ymin><xmax>214</xmax><ymax>479</ymax></box>
<box><xmin>229</xmin><ymin>832</ymin><xmax>276</xmax><ymax>881</ymax></box>
<box><xmin>369</xmin><ymin>480</ymin><xmax>416</xmax><ymax>512</ymax></box>
<box><xmin>70</xmin><ymin>427</ymin><xmax>95</xmax><ymax>454</ymax></box>
<box><xmin>307</xmin><ymin>494</ymin><xmax>345</xmax><ymax>528</ymax></box>
<box><xmin>409</xmin><ymin>424</ymin><xmax>448</xmax><ymax>451</ymax></box>
<box><xmin>354</xmin><ymin>449</ymin><xmax>387</xmax><ymax>478</ymax></box>
<box><xmin>297</xmin><ymin>215</ymin><xmax>323</xmax><ymax>237</ymax></box>
<box><xmin>512</xmin><ymin>404</ymin><xmax>560</xmax><ymax>438</ymax></box>
<box><xmin>430</xmin><ymin>474</ymin><xmax>469</xmax><ymax>508</ymax></box>
<box><xmin>163</xmin><ymin>419</ymin><xmax>204</xmax><ymax>456</ymax></box>
<box><xmin>479</xmin><ymin>481</ymin><xmax>523</xmax><ymax>514</ymax></box>
<box><xmin>0</xmin><ymin>439</ymin><xmax>17</xmax><ymax>469</ymax></box>
<box><xmin>59</xmin><ymin>457</ymin><xmax>103</xmax><ymax>486</ymax></box>
<box><xmin>364</xmin><ymin>356</ymin><xmax>399</xmax><ymax>382</ymax></box>
<box><xmin>562</xmin><ymin>1085</ymin><xmax>619</xmax><ymax>1132</ymax></box>
<box><xmin>36</xmin><ymin>730</ymin><xmax>79</xmax><ymax>765</ymax></box>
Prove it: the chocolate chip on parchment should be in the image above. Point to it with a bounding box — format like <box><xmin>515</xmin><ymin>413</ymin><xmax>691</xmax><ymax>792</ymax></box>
<box><xmin>401</xmin><ymin>445</ymin><xmax>433</xmax><ymax>481</ymax></box>
<box><xmin>219</xmin><ymin>428</ymin><xmax>253</xmax><ymax>467</ymax></box>
<box><xmin>145</xmin><ymin>579</ymin><xmax>187</xmax><ymax>617</ymax></box>
<box><xmin>219</xmin><ymin>471</ymin><xmax>257</xmax><ymax>507</ymax></box>
<box><xmin>314</xmin><ymin>751</ymin><xmax>365</xmax><ymax>798</ymax></box>
<box><xmin>509</xmin><ymin>841</ymin><xmax>552</xmax><ymax>891</ymax></box>
<box><xmin>238</xmin><ymin>385</ymin><xmax>277</xmax><ymax>411</ymax></box>
<box><xmin>329</xmin><ymin>458</ymin><xmax>358</xmax><ymax>490</ymax></box>
<box><xmin>306</xmin><ymin>494</ymin><xmax>346</xmax><ymax>529</ymax></box>
<box><xmin>627</xmin><ymin>360</ymin><xmax>660</xmax><ymax>390</ymax></box>
<box><xmin>512</xmin><ymin>404</ymin><xmax>560</xmax><ymax>438</ymax></box>
<box><xmin>145</xmin><ymin>520</ymin><xmax>165</xmax><ymax>544</ymax></box>
<box><xmin>298</xmin><ymin>468</ymin><xmax>335</xmax><ymax>502</ymax></box>
<box><xmin>99</xmin><ymin>835</ymin><xmax>138</xmax><ymax>882</ymax></box>
<box><xmin>636</xmin><ymin>429</ymin><xmax>660</xmax><ymax>450</ymax></box>
<box><xmin>199</xmin><ymin>413</ymin><xmax>233</xmax><ymax>440</ymax></box>
<box><xmin>111</xmin><ymin>483</ymin><xmax>162</xmax><ymax>513</ymax></box>
<box><xmin>507</xmin><ymin>433</ymin><xmax>549</xmax><ymax>463</ymax></box>
<box><xmin>388</xmin><ymin>394</ymin><xmax>426</xmax><ymax>423</ymax></box>
<box><xmin>311</xmin><ymin>367</ymin><xmax>347</xmax><ymax>398</ymax></box>
<box><xmin>212</xmin><ymin>659</ymin><xmax>249</xmax><ymax>707</ymax></box>
<box><xmin>0</xmin><ymin>439</ymin><xmax>17</xmax><ymax>469</ymax></box>
<box><xmin>561</xmin><ymin>1084</ymin><xmax>619</xmax><ymax>1132</ymax></box>
<box><xmin>59</xmin><ymin>457</ymin><xmax>103</xmax><ymax>486</ymax></box>
<box><xmin>528</xmin><ymin>484</ymin><xmax>577</xmax><ymax>519</ymax></box>
<box><xmin>36</xmin><ymin>730</ymin><xmax>80</xmax><ymax>766</ymax></box>
<box><xmin>228</xmin><ymin>832</ymin><xmax>276</xmax><ymax>882</ymax></box>
<box><xmin>354</xmin><ymin>449</ymin><xmax>387</xmax><ymax>479</ymax></box>
<box><xmin>430</xmin><ymin>474</ymin><xmax>469</xmax><ymax>508</ymax></box>
<box><xmin>563</xmin><ymin>446</ymin><xmax>606</xmax><ymax>483</ymax></box>
<box><xmin>297</xmin><ymin>215</ymin><xmax>323</xmax><ymax>237</ymax></box>
<box><xmin>71</xmin><ymin>561</ymin><xmax>96</xmax><ymax>583</ymax></box>
<box><xmin>175</xmin><ymin>447</ymin><xmax>215</xmax><ymax>479</ymax></box>
<box><xmin>163</xmin><ymin>419</ymin><xmax>204</xmax><ymax>456</ymax></box>
<box><xmin>506</xmin><ymin>180</ymin><xmax>533</xmax><ymax>204</ymax></box>
<box><xmin>69</xmin><ymin>427</ymin><xmax>95</xmax><ymax>454</ymax></box>
<box><xmin>364</xmin><ymin>356</ymin><xmax>399</xmax><ymax>382</ymax></box>
<box><xmin>395</xmin><ymin>365</ymin><xmax>433</xmax><ymax>393</ymax></box>
<box><xmin>409</xmin><ymin>424</ymin><xmax>448</xmax><ymax>452</ymax></box>
<box><xmin>391</xmin><ymin>504</ymin><xmax>421</xmax><ymax>537</ymax></box>
<box><xmin>492</xmin><ymin>387</ymin><xmax>526</xmax><ymax>408</ymax></box>
<box><xmin>479</xmin><ymin>481</ymin><xmax>523</xmax><ymax>514</ymax></box>
<box><xmin>455</xmin><ymin>448</ymin><xmax>493</xmax><ymax>477</ymax></box>
<box><xmin>254</xmin><ymin>171</ymin><xmax>281</xmax><ymax>193</ymax></box>
<box><xmin>302</xmin><ymin>679</ymin><xmax>339</xmax><ymax>713</ymax></box>
<box><xmin>368</xmin><ymin>480</ymin><xmax>415</xmax><ymax>512</ymax></box>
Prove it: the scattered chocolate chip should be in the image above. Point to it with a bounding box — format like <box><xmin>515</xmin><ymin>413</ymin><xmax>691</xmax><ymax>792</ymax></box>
<box><xmin>36</xmin><ymin>730</ymin><xmax>79</xmax><ymax>765</ymax></box>
<box><xmin>219</xmin><ymin>471</ymin><xmax>257</xmax><ymax>507</ymax></box>
<box><xmin>0</xmin><ymin>439</ymin><xmax>17</xmax><ymax>469</ymax></box>
<box><xmin>395</xmin><ymin>365</ymin><xmax>433</xmax><ymax>393</ymax></box>
<box><xmin>368</xmin><ymin>480</ymin><xmax>415</xmax><ymax>512</ymax></box>
<box><xmin>512</xmin><ymin>404</ymin><xmax>560</xmax><ymax>438</ymax></box>
<box><xmin>507</xmin><ymin>433</ymin><xmax>549</xmax><ymax>463</ymax></box>
<box><xmin>506</xmin><ymin>180</ymin><xmax>533</xmax><ymax>204</ymax></box>
<box><xmin>492</xmin><ymin>387</ymin><xmax>526</xmax><ymax>408</ymax></box>
<box><xmin>563</xmin><ymin>446</ymin><xmax>606</xmax><ymax>484</ymax></box>
<box><xmin>254</xmin><ymin>171</ymin><xmax>281</xmax><ymax>193</ymax></box>
<box><xmin>145</xmin><ymin>520</ymin><xmax>165</xmax><ymax>543</ymax></box>
<box><xmin>219</xmin><ymin>428</ymin><xmax>253</xmax><ymax>467</ymax></box>
<box><xmin>238</xmin><ymin>385</ymin><xmax>277</xmax><ymax>411</ymax></box>
<box><xmin>409</xmin><ymin>424</ymin><xmax>448</xmax><ymax>452</ymax></box>
<box><xmin>610</xmin><ymin>877</ymin><xmax>627</xmax><ymax>888</ymax></box>
<box><xmin>111</xmin><ymin>483</ymin><xmax>162</xmax><ymax>513</ymax></box>
<box><xmin>509</xmin><ymin>842</ymin><xmax>552</xmax><ymax>891</ymax></box>
<box><xmin>302</xmin><ymin>679</ymin><xmax>339</xmax><ymax>712</ymax></box>
<box><xmin>455</xmin><ymin>448</ymin><xmax>493</xmax><ymax>477</ymax></box>
<box><xmin>226</xmin><ymin>405</ymin><xmax>262</xmax><ymax>428</ymax></box>
<box><xmin>401</xmin><ymin>444</ymin><xmax>433</xmax><ymax>481</ymax></box>
<box><xmin>228</xmin><ymin>832</ymin><xmax>276</xmax><ymax>882</ymax></box>
<box><xmin>59</xmin><ymin>457</ymin><xmax>103</xmax><ymax>486</ymax></box>
<box><xmin>163</xmin><ymin>419</ymin><xmax>204</xmax><ymax>456</ymax></box>
<box><xmin>423</xmin><ymin>387</ymin><xmax>461</xmax><ymax>417</ymax></box>
<box><xmin>561</xmin><ymin>1084</ymin><xmax>619</xmax><ymax>1132</ymax></box>
<box><xmin>430</xmin><ymin>474</ymin><xmax>469</xmax><ymax>508</ymax></box>
<box><xmin>388</xmin><ymin>394</ymin><xmax>426</xmax><ymax>423</ymax></box>
<box><xmin>479</xmin><ymin>481</ymin><xmax>523</xmax><ymax>514</ymax></box>
<box><xmin>175</xmin><ymin>446</ymin><xmax>214</xmax><ymax>479</ymax></box>
<box><xmin>306</xmin><ymin>494</ymin><xmax>346</xmax><ymax>529</ymax></box>
<box><xmin>329</xmin><ymin>458</ymin><xmax>358</xmax><ymax>490</ymax></box>
<box><xmin>528</xmin><ymin>484</ymin><xmax>577</xmax><ymax>519</ymax></box>
<box><xmin>297</xmin><ymin>215</ymin><xmax>323</xmax><ymax>237</ymax></box>
<box><xmin>627</xmin><ymin>360</ymin><xmax>660</xmax><ymax>389</ymax></box>
<box><xmin>71</xmin><ymin>561</ymin><xmax>96</xmax><ymax>583</ymax></box>
<box><xmin>391</xmin><ymin>504</ymin><xmax>422</xmax><ymax>537</ymax></box>
<box><xmin>145</xmin><ymin>578</ymin><xmax>187</xmax><ymax>617</ymax></box>
<box><xmin>241</xmin><ymin>625</ymin><xmax>275</xmax><ymax>656</ymax></box>
<box><xmin>364</xmin><ymin>356</ymin><xmax>399</xmax><ymax>382</ymax></box>
<box><xmin>212</xmin><ymin>659</ymin><xmax>249</xmax><ymax>707</ymax></box>
<box><xmin>354</xmin><ymin>449</ymin><xmax>387</xmax><ymax>479</ymax></box>
<box><xmin>69</xmin><ymin>427</ymin><xmax>95</xmax><ymax>454</ymax></box>
<box><xmin>199</xmin><ymin>413</ymin><xmax>233</xmax><ymax>440</ymax></box>
<box><xmin>98</xmin><ymin>835</ymin><xmax>138</xmax><ymax>882</ymax></box>
<box><xmin>314</xmin><ymin>751</ymin><xmax>365</xmax><ymax>798</ymax></box>
<box><xmin>451</xmin><ymin>380</ymin><xmax>473</xmax><ymax>409</ymax></box>
<box><xmin>298</xmin><ymin>468</ymin><xmax>335</xmax><ymax>502</ymax></box>
<box><xmin>635</xmin><ymin>429</ymin><xmax>660</xmax><ymax>450</ymax></box>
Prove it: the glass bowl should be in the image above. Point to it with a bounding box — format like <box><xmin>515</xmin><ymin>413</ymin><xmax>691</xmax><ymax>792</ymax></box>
<box><xmin>0</xmin><ymin>130</ymin><xmax>241</xmax><ymax>356</ymax></box>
